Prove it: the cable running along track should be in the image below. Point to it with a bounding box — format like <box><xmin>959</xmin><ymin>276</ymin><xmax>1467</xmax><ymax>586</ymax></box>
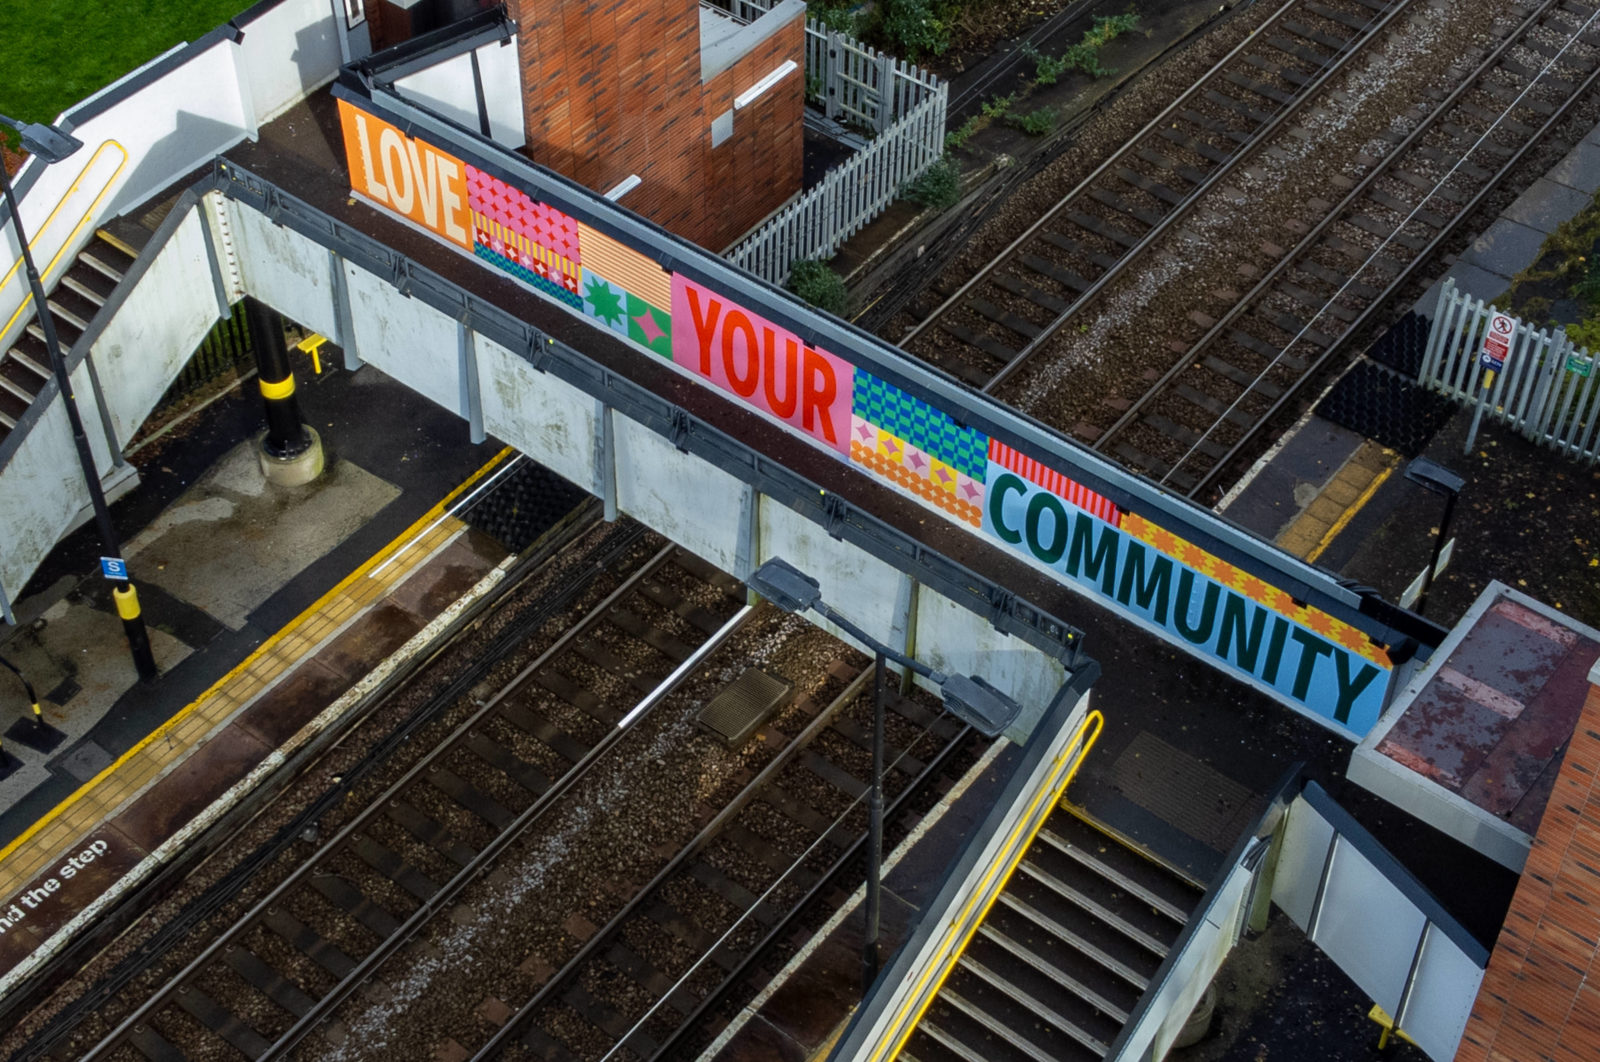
<box><xmin>899</xmin><ymin>0</ymin><xmax>1418</xmax><ymax>387</ymax></box>
<box><xmin>898</xmin><ymin>0</ymin><xmax>1600</xmax><ymax>501</ymax></box>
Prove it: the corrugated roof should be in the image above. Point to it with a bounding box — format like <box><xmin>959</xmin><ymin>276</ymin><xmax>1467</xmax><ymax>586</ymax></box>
<box><xmin>1457</xmin><ymin>679</ymin><xmax>1600</xmax><ymax>1061</ymax></box>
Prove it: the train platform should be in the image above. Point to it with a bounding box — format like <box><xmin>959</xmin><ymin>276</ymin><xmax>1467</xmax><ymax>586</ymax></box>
<box><xmin>0</xmin><ymin>362</ymin><xmax>536</xmax><ymax>992</ymax></box>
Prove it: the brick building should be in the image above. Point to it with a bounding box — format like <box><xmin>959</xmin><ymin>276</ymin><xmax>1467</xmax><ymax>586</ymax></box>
<box><xmin>502</xmin><ymin>0</ymin><xmax>805</xmax><ymax>251</ymax></box>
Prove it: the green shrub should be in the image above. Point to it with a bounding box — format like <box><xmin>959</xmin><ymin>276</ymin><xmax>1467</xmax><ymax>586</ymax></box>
<box><xmin>944</xmin><ymin>115</ymin><xmax>982</xmax><ymax>151</ymax></box>
<box><xmin>1022</xmin><ymin>43</ymin><xmax>1071</xmax><ymax>86</ymax></box>
<box><xmin>806</xmin><ymin>0</ymin><xmax>861</xmax><ymax>33</ymax></box>
<box><xmin>878</xmin><ymin>0</ymin><xmax>950</xmax><ymax>59</ymax></box>
<box><xmin>1022</xmin><ymin>11</ymin><xmax>1141</xmax><ymax>86</ymax></box>
<box><xmin>980</xmin><ymin>94</ymin><xmax>1016</xmax><ymax>119</ymax></box>
<box><xmin>1009</xmin><ymin>106</ymin><xmax>1058</xmax><ymax>136</ymax></box>
<box><xmin>904</xmin><ymin>155</ymin><xmax>962</xmax><ymax>210</ymax></box>
<box><xmin>1567</xmin><ymin>318</ymin><xmax>1600</xmax><ymax>351</ymax></box>
<box><xmin>788</xmin><ymin>260</ymin><xmax>849</xmax><ymax>315</ymax></box>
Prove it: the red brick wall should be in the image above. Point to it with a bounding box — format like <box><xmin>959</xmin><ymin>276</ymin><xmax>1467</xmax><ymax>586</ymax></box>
<box><xmin>507</xmin><ymin>0</ymin><xmax>802</xmax><ymax>249</ymax></box>
<box><xmin>700</xmin><ymin>17</ymin><xmax>805</xmax><ymax>250</ymax></box>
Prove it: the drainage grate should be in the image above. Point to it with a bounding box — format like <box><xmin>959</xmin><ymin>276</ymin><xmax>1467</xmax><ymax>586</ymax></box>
<box><xmin>461</xmin><ymin>460</ymin><xmax>587</xmax><ymax>552</ymax></box>
<box><xmin>696</xmin><ymin>668</ymin><xmax>794</xmax><ymax>748</ymax></box>
<box><xmin>1366</xmin><ymin>310</ymin><xmax>1432</xmax><ymax>378</ymax></box>
<box><xmin>1316</xmin><ymin>360</ymin><xmax>1455</xmax><ymax>457</ymax></box>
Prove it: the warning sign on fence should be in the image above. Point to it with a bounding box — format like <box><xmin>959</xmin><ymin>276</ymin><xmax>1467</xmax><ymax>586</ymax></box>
<box><xmin>1480</xmin><ymin>312</ymin><xmax>1515</xmax><ymax>372</ymax></box>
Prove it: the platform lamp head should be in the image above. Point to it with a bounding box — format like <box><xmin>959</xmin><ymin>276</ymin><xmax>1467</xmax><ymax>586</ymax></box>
<box><xmin>746</xmin><ymin>558</ymin><xmax>1022</xmax><ymax>738</ymax></box>
<box><xmin>746</xmin><ymin>557</ymin><xmax>822</xmax><ymax>615</ymax></box>
<box><xmin>0</xmin><ymin>117</ymin><xmax>82</xmax><ymax>164</ymax></box>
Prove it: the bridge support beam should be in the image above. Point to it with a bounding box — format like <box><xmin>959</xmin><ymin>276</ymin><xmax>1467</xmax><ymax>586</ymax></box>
<box><xmin>248</xmin><ymin>298</ymin><xmax>324</xmax><ymax>486</ymax></box>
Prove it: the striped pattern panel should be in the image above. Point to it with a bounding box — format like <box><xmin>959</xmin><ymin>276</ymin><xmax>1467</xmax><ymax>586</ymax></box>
<box><xmin>988</xmin><ymin>439</ymin><xmax>1121</xmax><ymax>526</ymax></box>
<box><xmin>578</xmin><ymin>221</ymin><xmax>672</xmax><ymax>310</ymax></box>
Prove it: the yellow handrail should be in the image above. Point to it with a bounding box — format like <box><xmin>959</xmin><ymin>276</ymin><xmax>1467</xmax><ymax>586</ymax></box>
<box><xmin>869</xmin><ymin>708</ymin><xmax>1105</xmax><ymax>1062</ymax></box>
<box><xmin>0</xmin><ymin>139</ymin><xmax>129</xmax><ymax>352</ymax></box>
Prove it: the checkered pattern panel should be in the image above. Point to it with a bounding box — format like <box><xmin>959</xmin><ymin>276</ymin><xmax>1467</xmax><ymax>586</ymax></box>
<box><xmin>466</xmin><ymin>166</ymin><xmax>581</xmax><ymax>265</ymax></box>
<box><xmin>851</xmin><ymin>371</ymin><xmax>988</xmax><ymax>479</ymax></box>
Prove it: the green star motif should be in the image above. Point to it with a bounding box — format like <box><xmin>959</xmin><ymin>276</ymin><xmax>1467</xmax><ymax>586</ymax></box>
<box><xmin>585</xmin><ymin>276</ymin><xmax>626</xmax><ymax>327</ymax></box>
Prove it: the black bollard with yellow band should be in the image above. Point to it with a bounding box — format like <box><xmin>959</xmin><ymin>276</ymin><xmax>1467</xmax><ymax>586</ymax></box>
<box><xmin>247</xmin><ymin>298</ymin><xmax>325</xmax><ymax>485</ymax></box>
<box><xmin>112</xmin><ymin>583</ymin><xmax>158</xmax><ymax>684</ymax></box>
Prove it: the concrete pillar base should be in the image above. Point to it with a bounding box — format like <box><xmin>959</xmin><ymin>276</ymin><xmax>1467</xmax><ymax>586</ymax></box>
<box><xmin>259</xmin><ymin>427</ymin><xmax>325</xmax><ymax>487</ymax></box>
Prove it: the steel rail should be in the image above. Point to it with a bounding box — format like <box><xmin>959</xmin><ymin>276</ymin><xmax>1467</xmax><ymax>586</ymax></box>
<box><xmin>80</xmin><ymin>541</ymin><xmax>718</xmax><ymax>1061</ymax></box>
<box><xmin>1089</xmin><ymin>0</ymin><xmax>1574</xmax><ymax>475</ymax></box>
<box><xmin>647</xmin><ymin>718</ymin><xmax>976</xmax><ymax>1062</ymax></box>
<box><xmin>1186</xmin><ymin>4</ymin><xmax>1600</xmax><ymax>497</ymax></box>
<box><xmin>977</xmin><ymin>0</ymin><xmax>1418</xmax><ymax>393</ymax></box>
<box><xmin>6</xmin><ymin>502</ymin><xmax>615</xmax><ymax>1062</ymax></box>
<box><xmin>472</xmin><ymin>664</ymin><xmax>878</xmax><ymax>1059</ymax></box>
<box><xmin>899</xmin><ymin>0</ymin><xmax>1403</xmax><ymax>356</ymax></box>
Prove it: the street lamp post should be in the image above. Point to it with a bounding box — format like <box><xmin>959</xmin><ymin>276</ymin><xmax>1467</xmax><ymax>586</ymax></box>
<box><xmin>1403</xmin><ymin>457</ymin><xmax>1465</xmax><ymax>618</ymax></box>
<box><xmin>747</xmin><ymin>557</ymin><xmax>1022</xmax><ymax>991</ymax></box>
<box><xmin>1</xmin><ymin>116</ymin><xmax>157</xmax><ymax>681</ymax></box>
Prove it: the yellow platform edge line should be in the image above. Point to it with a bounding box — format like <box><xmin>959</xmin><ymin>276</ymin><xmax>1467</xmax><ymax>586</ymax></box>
<box><xmin>0</xmin><ymin>446</ymin><xmax>514</xmax><ymax>874</ymax></box>
<box><xmin>1304</xmin><ymin>451</ymin><xmax>1398</xmax><ymax>564</ymax></box>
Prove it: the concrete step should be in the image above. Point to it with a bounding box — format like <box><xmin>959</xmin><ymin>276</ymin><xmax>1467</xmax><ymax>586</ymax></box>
<box><xmin>901</xmin><ymin>808</ymin><xmax>1205</xmax><ymax>1062</ymax></box>
<box><xmin>0</xmin><ymin>230</ymin><xmax>141</xmax><ymax>448</ymax></box>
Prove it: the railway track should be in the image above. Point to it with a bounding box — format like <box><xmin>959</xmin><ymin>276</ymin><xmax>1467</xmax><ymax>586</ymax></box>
<box><xmin>30</xmin><ymin>522</ymin><xmax>984</xmax><ymax>1062</ymax></box>
<box><xmin>896</xmin><ymin>0</ymin><xmax>1600</xmax><ymax>502</ymax></box>
<box><xmin>1084</xmin><ymin>0</ymin><xmax>1600</xmax><ymax>498</ymax></box>
<box><xmin>486</xmin><ymin>666</ymin><xmax>972</xmax><ymax>1062</ymax></box>
<box><xmin>68</xmin><ymin>536</ymin><xmax>751</xmax><ymax>1061</ymax></box>
<box><xmin>899</xmin><ymin>0</ymin><xmax>1414</xmax><ymax>388</ymax></box>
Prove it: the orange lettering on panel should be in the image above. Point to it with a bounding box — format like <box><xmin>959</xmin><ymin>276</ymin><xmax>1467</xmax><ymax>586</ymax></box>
<box><xmin>336</xmin><ymin>99</ymin><xmax>472</xmax><ymax>251</ymax></box>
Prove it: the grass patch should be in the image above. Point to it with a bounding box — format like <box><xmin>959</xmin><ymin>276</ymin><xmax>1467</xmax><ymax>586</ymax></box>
<box><xmin>1494</xmin><ymin>187</ymin><xmax>1600</xmax><ymax>350</ymax></box>
<box><xmin>0</xmin><ymin>0</ymin><xmax>255</xmax><ymax>133</ymax></box>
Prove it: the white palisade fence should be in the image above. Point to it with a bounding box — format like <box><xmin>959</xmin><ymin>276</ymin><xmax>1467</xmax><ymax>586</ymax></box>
<box><xmin>716</xmin><ymin>3</ymin><xmax>947</xmax><ymax>285</ymax></box>
<box><xmin>1421</xmin><ymin>278</ymin><xmax>1600</xmax><ymax>462</ymax></box>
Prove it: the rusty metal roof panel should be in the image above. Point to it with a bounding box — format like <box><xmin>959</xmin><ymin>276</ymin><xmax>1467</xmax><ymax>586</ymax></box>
<box><xmin>1349</xmin><ymin>583</ymin><xmax>1600</xmax><ymax>869</ymax></box>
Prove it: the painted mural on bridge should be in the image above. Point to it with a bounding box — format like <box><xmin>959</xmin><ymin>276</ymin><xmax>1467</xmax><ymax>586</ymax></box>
<box><xmin>336</xmin><ymin>99</ymin><xmax>1393</xmax><ymax>736</ymax></box>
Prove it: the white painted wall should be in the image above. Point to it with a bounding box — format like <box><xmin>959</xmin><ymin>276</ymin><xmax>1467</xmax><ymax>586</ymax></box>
<box><xmin>89</xmin><ymin>213</ymin><xmax>222</xmax><ymax>447</ymax></box>
<box><xmin>1272</xmin><ymin>796</ymin><xmax>1485</xmax><ymax>1062</ymax></box>
<box><xmin>912</xmin><ymin>589</ymin><xmax>1069</xmax><ymax>739</ymax></box>
<box><xmin>341</xmin><ymin>259</ymin><xmax>459</xmax><ymax>409</ymax></box>
<box><xmin>615</xmin><ymin>414</ymin><xmax>746</xmax><ymax>573</ymax></box>
<box><xmin>395</xmin><ymin>38</ymin><xmax>525</xmax><ymax>149</ymax></box>
<box><xmin>476</xmin><ymin>333</ymin><xmax>596</xmax><ymax>489</ymax></box>
<box><xmin>236</xmin><ymin>0</ymin><xmax>344</xmax><ymax>125</ymax></box>
<box><xmin>230</xmin><ymin>203</ymin><xmax>341</xmax><ymax>341</ymax></box>
<box><xmin>0</xmin><ymin>400</ymin><xmax>90</xmax><ymax>597</ymax></box>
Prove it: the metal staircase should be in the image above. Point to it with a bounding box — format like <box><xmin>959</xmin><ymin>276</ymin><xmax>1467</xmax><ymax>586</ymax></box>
<box><xmin>0</xmin><ymin>228</ymin><xmax>138</xmax><ymax>440</ymax></box>
<box><xmin>903</xmin><ymin>810</ymin><xmax>1203</xmax><ymax>1062</ymax></box>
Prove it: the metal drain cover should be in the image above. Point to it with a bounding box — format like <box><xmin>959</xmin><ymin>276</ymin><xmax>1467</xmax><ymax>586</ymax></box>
<box><xmin>696</xmin><ymin>668</ymin><xmax>793</xmax><ymax>747</ymax></box>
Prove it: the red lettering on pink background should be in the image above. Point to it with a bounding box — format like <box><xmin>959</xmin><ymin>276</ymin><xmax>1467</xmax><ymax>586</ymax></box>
<box><xmin>672</xmin><ymin>275</ymin><xmax>853</xmax><ymax>455</ymax></box>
